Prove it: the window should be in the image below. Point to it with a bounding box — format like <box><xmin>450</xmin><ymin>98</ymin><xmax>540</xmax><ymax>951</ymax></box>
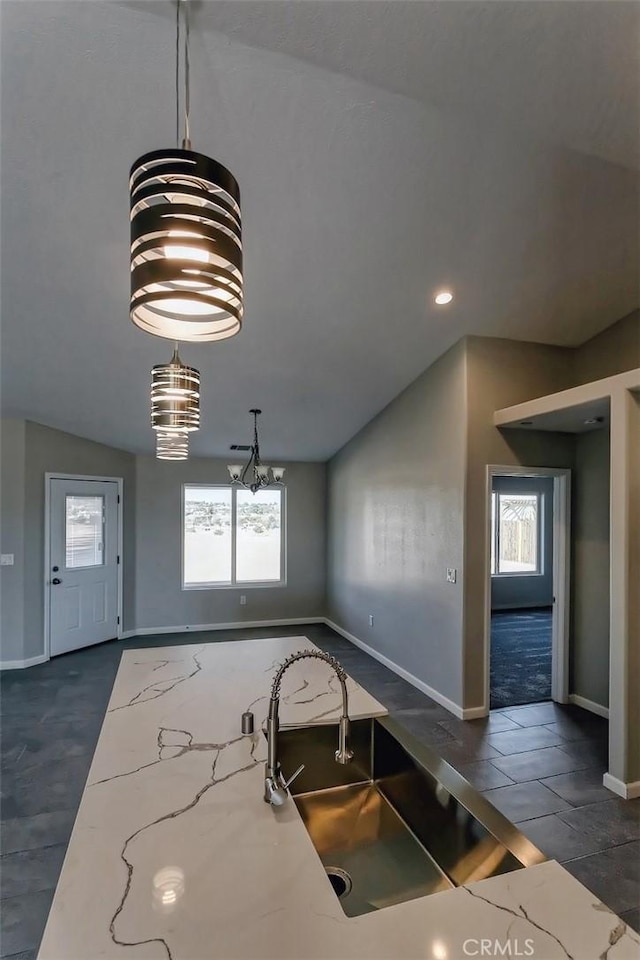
<box><xmin>491</xmin><ymin>492</ymin><xmax>541</xmax><ymax>576</ymax></box>
<box><xmin>183</xmin><ymin>485</ymin><xmax>285</xmax><ymax>588</ymax></box>
<box><xmin>65</xmin><ymin>495</ymin><xmax>105</xmax><ymax>568</ymax></box>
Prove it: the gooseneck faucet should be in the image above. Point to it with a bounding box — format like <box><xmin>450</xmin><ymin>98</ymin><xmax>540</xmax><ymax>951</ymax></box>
<box><xmin>264</xmin><ymin>650</ymin><xmax>354</xmax><ymax>806</ymax></box>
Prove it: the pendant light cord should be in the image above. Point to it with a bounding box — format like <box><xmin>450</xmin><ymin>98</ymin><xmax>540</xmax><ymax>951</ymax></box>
<box><xmin>175</xmin><ymin>0</ymin><xmax>180</xmax><ymax>148</ymax></box>
<box><xmin>184</xmin><ymin>0</ymin><xmax>191</xmax><ymax>148</ymax></box>
<box><xmin>176</xmin><ymin>0</ymin><xmax>191</xmax><ymax>150</ymax></box>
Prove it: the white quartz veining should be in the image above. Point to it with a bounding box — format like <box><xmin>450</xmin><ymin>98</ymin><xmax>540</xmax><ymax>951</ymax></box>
<box><xmin>38</xmin><ymin>638</ymin><xmax>640</xmax><ymax>960</ymax></box>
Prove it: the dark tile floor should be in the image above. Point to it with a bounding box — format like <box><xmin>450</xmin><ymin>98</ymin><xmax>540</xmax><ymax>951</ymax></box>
<box><xmin>1</xmin><ymin>623</ymin><xmax>638</xmax><ymax>958</ymax></box>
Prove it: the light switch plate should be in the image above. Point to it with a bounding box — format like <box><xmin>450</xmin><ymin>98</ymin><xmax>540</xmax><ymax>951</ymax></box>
<box><xmin>446</xmin><ymin>568</ymin><xmax>457</xmax><ymax>583</ymax></box>
<box><xmin>1</xmin><ymin>554</ymin><xmax>15</xmax><ymax>566</ymax></box>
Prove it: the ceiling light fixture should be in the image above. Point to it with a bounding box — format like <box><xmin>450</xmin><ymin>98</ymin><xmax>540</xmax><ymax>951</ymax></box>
<box><xmin>130</xmin><ymin>0</ymin><xmax>243</xmax><ymax>342</ymax></box>
<box><xmin>151</xmin><ymin>346</ymin><xmax>200</xmax><ymax>434</ymax></box>
<box><xmin>156</xmin><ymin>431</ymin><xmax>189</xmax><ymax>461</ymax></box>
<box><xmin>227</xmin><ymin>410</ymin><xmax>285</xmax><ymax>493</ymax></box>
<box><xmin>434</xmin><ymin>291</ymin><xmax>453</xmax><ymax>305</ymax></box>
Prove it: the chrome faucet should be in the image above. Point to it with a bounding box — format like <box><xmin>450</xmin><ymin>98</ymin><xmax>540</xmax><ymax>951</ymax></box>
<box><xmin>264</xmin><ymin>649</ymin><xmax>354</xmax><ymax>806</ymax></box>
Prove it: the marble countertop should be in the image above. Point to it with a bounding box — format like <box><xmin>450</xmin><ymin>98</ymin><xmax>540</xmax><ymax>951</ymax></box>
<box><xmin>38</xmin><ymin>637</ymin><xmax>640</xmax><ymax>960</ymax></box>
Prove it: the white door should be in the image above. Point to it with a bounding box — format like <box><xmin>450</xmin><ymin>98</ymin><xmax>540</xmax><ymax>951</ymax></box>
<box><xmin>49</xmin><ymin>478</ymin><xmax>120</xmax><ymax>656</ymax></box>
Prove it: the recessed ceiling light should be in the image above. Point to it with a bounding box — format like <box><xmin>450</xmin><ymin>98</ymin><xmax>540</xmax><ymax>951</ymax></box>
<box><xmin>434</xmin><ymin>290</ymin><xmax>453</xmax><ymax>305</ymax></box>
<box><xmin>584</xmin><ymin>416</ymin><xmax>604</xmax><ymax>425</ymax></box>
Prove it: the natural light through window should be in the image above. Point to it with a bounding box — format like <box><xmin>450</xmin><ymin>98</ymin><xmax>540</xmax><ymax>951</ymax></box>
<box><xmin>65</xmin><ymin>495</ymin><xmax>105</xmax><ymax>569</ymax></box>
<box><xmin>491</xmin><ymin>492</ymin><xmax>540</xmax><ymax>576</ymax></box>
<box><xmin>183</xmin><ymin>485</ymin><xmax>285</xmax><ymax>588</ymax></box>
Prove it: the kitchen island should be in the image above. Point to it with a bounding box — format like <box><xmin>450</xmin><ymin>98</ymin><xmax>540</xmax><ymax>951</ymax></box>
<box><xmin>38</xmin><ymin>637</ymin><xmax>640</xmax><ymax>959</ymax></box>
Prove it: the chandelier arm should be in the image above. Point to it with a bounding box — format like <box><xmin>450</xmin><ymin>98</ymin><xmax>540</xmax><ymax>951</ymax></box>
<box><xmin>240</xmin><ymin>449</ymin><xmax>254</xmax><ymax>487</ymax></box>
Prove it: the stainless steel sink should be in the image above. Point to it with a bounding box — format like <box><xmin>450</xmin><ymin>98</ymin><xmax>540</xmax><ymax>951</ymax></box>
<box><xmin>277</xmin><ymin>716</ymin><xmax>545</xmax><ymax>918</ymax></box>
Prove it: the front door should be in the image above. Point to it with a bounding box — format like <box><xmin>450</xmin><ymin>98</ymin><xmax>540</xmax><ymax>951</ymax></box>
<box><xmin>49</xmin><ymin>478</ymin><xmax>119</xmax><ymax>656</ymax></box>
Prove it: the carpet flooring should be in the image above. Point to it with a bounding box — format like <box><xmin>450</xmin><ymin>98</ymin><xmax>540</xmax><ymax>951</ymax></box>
<box><xmin>490</xmin><ymin>608</ymin><xmax>553</xmax><ymax>709</ymax></box>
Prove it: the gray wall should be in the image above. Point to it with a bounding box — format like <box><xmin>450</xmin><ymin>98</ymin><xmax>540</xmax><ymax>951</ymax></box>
<box><xmin>464</xmin><ymin>336</ymin><xmax>575</xmax><ymax>708</ymax></box>
<box><xmin>570</xmin><ymin>428</ymin><xmax>610</xmax><ymax>708</ymax></box>
<box><xmin>327</xmin><ymin>341</ymin><xmax>467</xmax><ymax>708</ymax></box>
<box><xmin>1</xmin><ymin>419</ymin><xmax>325</xmax><ymax>661</ymax></box>
<box><xmin>628</xmin><ymin>393</ymin><xmax>640</xmax><ymax>781</ymax></box>
<box><xmin>1</xmin><ymin>419</ymin><xmax>26</xmax><ymax>662</ymax></box>
<box><xmin>571</xmin><ymin>311</ymin><xmax>640</xmax><ymax>386</ymax></box>
<box><xmin>491</xmin><ymin>475</ymin><xmax>554</xmax><ymax>610</ymax></box>
<box><xmin>134</xmin><ymin>456</ymin><xmax>326</xmax><ymax>630</ymax></box>
<box><xmin>22</xmin><ymin>421</ymin><xmax>137</xmax><ymax>660</ymax></box>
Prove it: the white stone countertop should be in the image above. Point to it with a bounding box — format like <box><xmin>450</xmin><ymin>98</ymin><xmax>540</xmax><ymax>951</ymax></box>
<box><xmin>38</xmin><ymin>637</ymin><xmax>640</xmax><ymax>960</ymax></box>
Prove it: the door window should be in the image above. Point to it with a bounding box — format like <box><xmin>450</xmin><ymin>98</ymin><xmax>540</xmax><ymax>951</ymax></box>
<box><xmin>65</xmin><ymin>495</ymin><xmax>105</xmax><ymax>568</ymax></box>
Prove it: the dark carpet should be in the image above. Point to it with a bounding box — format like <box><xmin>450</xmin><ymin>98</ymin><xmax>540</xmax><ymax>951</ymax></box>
<box><xmin>490</xmin><ymin>608</ymin><xmax>552</xmax><ymax>709</ymax></box>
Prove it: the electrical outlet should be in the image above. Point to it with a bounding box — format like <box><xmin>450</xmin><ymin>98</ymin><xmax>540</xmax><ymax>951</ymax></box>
<box><xmin>446</xmin><ymin>568</ymin><xmax>457</xmax><ymax>584</ymax></box>
<box><xmin>0</xmin><ymin>554</ymin><xmax>14</xmax><ymax>566</ymax></box>
<box><xmin>240</xmin><ymin>595</ymin><xmax>247</xmax><ymax>606</ymax></box>
<box><xmin>368</xmin><ymin>614</ymin><xmax>374</xmax><ymax>627</ymax></box>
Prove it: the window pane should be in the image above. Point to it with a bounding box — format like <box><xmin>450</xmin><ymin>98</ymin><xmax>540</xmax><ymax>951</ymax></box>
<box><xmin>490</xmin><ymin>492</ymin><xmax>496</xmax><ymax>575</ymax></box>
<box><xmin>184</xmin><ymin>487</ymin><xmax>232</xmax><ymax>584</ymax></box>
<box><xmin>66</xmin><ymin>496</ymin><xmax>104</xmax><ymax>568</ymax></box>
<box><xmin>498</xmin><ymin>494</ymin><xmax>538</xmax><ymax>573</ymax></box>
<box><xmin>236</xmin><ymin>490</ymin><xmax>282</xmax><ymax>583</ymax></box>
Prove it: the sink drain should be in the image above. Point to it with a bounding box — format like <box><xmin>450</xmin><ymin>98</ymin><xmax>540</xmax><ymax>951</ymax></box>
<box><xmin>325</xmin><ymin>866</ymin><xmax>352</xmax><ymax>899</ymax></box>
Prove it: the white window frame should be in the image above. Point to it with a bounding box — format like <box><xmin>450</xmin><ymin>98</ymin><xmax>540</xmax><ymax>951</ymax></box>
<box><xmin>491</xmin><ymin>489</ymin><xmax>543</xmax><ymax>578</ymax></box>
<box><xmin>182</xmin><ymin>484</ymin><xmax>287</xmax><ymax>590</ymax></box>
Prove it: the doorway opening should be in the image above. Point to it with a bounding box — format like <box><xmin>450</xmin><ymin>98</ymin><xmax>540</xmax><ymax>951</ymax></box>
<box><xmin>44</xmin><ymin>473</ymin><xmax>123</xmax><ymax>658</ymax></box>
<box><xmin>490</xmin><ymin>477</ymin><xmax>553</xmax><ymax>708</ymax></box>
<box><xmin>484</xmin><ymin>466</ymin><xmax>571</xmax><ymax>712</ymax></box>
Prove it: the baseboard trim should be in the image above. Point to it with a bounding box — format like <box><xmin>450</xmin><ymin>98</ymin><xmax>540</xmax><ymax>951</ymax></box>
<box><xmin>603</xmin><ymin>773</ymin><xmax>640</xmax><ymax>800</ymax></box>
<box><xmin>324</xmin><ymin>618</ymin><xmax>476</xmax><ymax>720</ymax></box>
<box><xmin>0</xmin><ymin>654</ymin><xmax>49</xmax><ymax>671</ymax></box>
<box><xmin>130</xmin><ymin>617</ymin><xmax>325</xmax><ymax>638</ymax></box>
<box><xmin>462</xmin><ymin>705</ymin><xmax>490</xmax><ymax>720</ymax></box>
<box><xmin>569</xmin><ymin>694</ymin><xmax>609</xmax><ymax>719</ymax></box>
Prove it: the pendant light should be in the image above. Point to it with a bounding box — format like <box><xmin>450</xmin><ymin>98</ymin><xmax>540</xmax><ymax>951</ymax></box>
<box><xmin>156</xmin><ymin>431</ymin><xmax>189</xmax><ymax>461</ymax></box>
<box><xmin>130</xmin><ymin>0</ymin><xmax>243</xmax><ymax>342</ymax></box>
<box><xmin>227</xmin><ymin>409</ymin><xmax>285</xmax><ymax>493</ymax></box>
<box><xmin>151</xmin><ymin>346</ymin><xmax>200</xmax><ymax>433</ymax></box>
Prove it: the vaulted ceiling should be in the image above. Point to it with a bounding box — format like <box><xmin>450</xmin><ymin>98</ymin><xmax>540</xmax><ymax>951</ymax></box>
<box><xmin>1</xmin><ymin>1</ymin><xmax>638</xmax><ymax>459</ymax></box>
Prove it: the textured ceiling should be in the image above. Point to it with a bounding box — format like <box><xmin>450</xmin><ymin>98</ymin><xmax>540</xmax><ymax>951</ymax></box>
<box><xmin>201</xmin><ymin>0</ymin><xmax>640</xmax><ymax>171</ymax></box>
<box><xmin>1</xmin><ymin>1</ymin><xmax>638</xmax><ymax>459</ymax></box>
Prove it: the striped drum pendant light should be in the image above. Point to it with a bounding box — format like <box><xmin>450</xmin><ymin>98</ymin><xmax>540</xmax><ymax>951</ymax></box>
<box><xmin>130</xmin><ymin>0</ymin><xmax>242</xmax><ymax>342</ymax></box>
<box><xmin>156</xmin><ymin>431</ymin><xmax>189</xmax><ymax>461</ymax></box>
<box><xmin>151</xmin><ymin>347</ymin><xmax>200</xmax><ymax>434</ymax></box>
<box><xmin>130</xmin><ymin>150</ymin><xmax>242</xmax><ymax>342</ymax></box>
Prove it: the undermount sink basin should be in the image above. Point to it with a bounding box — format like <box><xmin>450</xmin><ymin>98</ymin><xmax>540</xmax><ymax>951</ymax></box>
<box><xmin>277</xmin><ymin>716</ymin><xmax>545</xmax><ymax>918</ymax></box>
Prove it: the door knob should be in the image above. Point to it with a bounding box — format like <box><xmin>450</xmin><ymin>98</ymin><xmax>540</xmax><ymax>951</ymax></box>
<box><xmin>52</xmin><ymin>578</ymin><xmax>62</xmax><ymax>585</ymax></box>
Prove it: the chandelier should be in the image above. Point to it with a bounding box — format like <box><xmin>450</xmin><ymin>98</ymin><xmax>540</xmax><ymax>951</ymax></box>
<box><xmin>129</xmin><ymin>0</ymin><xmax>243</xmax><ymax>342</ymax></box>
<box><xmin>151</xmin><ymin>346</ymin><xmax>200</xmax><ymax>434</ymax></box>
<box><xmin>227</xmin><ymin>410</ymin><xmax>285</xmax><ymax>493</ymax></box>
